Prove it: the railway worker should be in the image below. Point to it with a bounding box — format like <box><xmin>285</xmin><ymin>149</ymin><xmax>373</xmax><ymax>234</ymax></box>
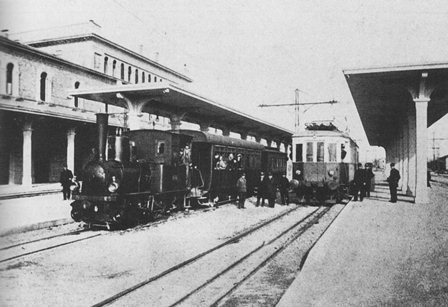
<box><xmin>387</xmin><ymin>163</ymin><xmax>400</xmax><ymax>203</ymax></box>
<box><xmin>278</xmin><ymin>174</ymin><xmax>290</xmax><ymax>205</ymax></box>
<box><xmin>353</xmin><ymin>163</ymin><xmax>367</xmax><ymax>201</ymax></box>
<box><xmin>236</xmin><ymin>173</ymin><xmax>247</xmax><ymax>209</ymax></box>
<box><xmin>60</xmin><ymin>165</ymin><xmax>74</xmax><ymax>200</ymax></box>
<box><xmin>256</xmin><ymin>171</ymin><xmax>267</xmax><ymax>207</ymax></box>
<box><xmin>364</xmin><ymin>163</ymin><xmax>375</xmax><ymax>198</ymax></box>
<box><xmin>265</xmin><ymin>172</ymin><xmax>277</xmax><ymax>208</ymax></box>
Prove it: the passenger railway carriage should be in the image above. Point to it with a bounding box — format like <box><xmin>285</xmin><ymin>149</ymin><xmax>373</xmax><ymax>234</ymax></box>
<box><xmin>70</xmin><ymin>114</ymin><xmax>287</xmax><ymax>229</ymax></box>
<box><xmin>291</xmin><ymin>122</ymin><xmax>358</xmax><ymax>204</ymax></box>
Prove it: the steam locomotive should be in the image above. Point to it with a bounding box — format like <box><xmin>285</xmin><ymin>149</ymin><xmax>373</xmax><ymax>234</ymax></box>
<box><xmin>290</xmin><ymin>121</ymin><xmax>359</xmax><ymax>204</ymax></box>
<box><xmin>70</xmin><ymin>113</ymin><xmax>287</xmax><ymax>229</ymax></box>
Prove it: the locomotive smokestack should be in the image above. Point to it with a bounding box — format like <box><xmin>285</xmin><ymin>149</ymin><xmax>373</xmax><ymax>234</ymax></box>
<box><xmin>96</xmin><ymin>113</ymin><xmax>109</xmax><ymax>161</ymax></box>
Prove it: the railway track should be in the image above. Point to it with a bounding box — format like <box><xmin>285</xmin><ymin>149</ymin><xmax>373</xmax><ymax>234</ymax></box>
<box><xmin>0</xmin><ymin>229</ymin><xmax>103</xmax><ymax>264</ymax></box>
<box><xmin>89</xmin><ymin>205</ymin><xmax>338</xmax><ymax>307</ymax></box>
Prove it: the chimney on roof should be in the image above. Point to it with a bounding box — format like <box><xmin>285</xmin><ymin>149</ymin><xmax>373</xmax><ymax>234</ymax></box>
<box><xmin>1</xmin><ymin>29</ymin><xmax>9</xmax><ymax>38</ymax></box>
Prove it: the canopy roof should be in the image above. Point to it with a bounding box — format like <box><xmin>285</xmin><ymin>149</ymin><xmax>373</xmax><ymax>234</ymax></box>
<box><xmin>70</xmin><ymin>83</ymin><xmax>292</xmax><ymax>144</ymax></box>
<box><xmin>344</xmin><ymin>63</ymin><xmax>448</xmax><ymax>146</ymax></box>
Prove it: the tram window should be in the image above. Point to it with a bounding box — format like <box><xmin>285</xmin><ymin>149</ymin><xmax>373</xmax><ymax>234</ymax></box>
<box><xmin>317</xmin><ymin>142</ymin><xmax>324</xmax><ymax>162</ymax></box>
<box><xmin>306</xmin><ymin>142</ymin><xmax>313</xmax><ymax>162</ymax></box>
<box><xmin>328</xmin><ymin>143</ymin><xmax>337</xmax><ymax>162</ymax></box>
<box><xmin>295</xmin><ymin>144</ymin><xmax>303</xmax><ymax>162</ymax></box>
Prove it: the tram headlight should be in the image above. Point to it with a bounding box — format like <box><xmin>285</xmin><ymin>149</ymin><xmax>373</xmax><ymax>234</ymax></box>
<box><xmin>328</xmin><ymin>170</ymin><xmax>335</xmax><ymax>177</ymax></box>
<box><xmin>94</xmin><ymin>206</ymin><xmax>99</xmax><ymax>213</ymax></box>
<box><xmin>108</xmin><ymin>182</ymin><xmax>119</xmax><ymax>193</ymax></box>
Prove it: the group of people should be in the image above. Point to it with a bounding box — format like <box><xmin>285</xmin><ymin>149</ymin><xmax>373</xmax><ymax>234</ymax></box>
<box><xmin>214</xmin><ymin>153</ymin><xmax>244</xmax><ymax>170</ymax></box>
<box><xmin>235</xmin><ymin>171</ymin><xmax>290</xmax><ymax>209</ymax></box>
<box><xmin>352</xmin><ymin>163</ymin><xmax>375</xmax><ymax>202</ymax></box>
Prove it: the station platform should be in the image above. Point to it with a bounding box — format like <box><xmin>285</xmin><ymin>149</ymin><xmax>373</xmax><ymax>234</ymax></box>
<box><xmin>278</xmin><ymin>178</ymin><xmax>448</xmax><ymax>306</ymax></box>
<box><xmin>0</xmin><ymin>186</ymin><xmax>72</xmax><ymax>236</ymax></box>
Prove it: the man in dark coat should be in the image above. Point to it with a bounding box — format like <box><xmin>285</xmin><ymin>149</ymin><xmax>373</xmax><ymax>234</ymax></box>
<box><xmin>364</xmin><ymin>163</ymin><xmax>375</xmax><ymax>197</ymax></box>
<box><xmin>293</xmin><ymin>169</ymin><xmax>304</xmax><ymax>202</ymax></box>
<box><xmin>236</xmin><ymin>173</ymin><xmax>247</xmax><ymax>209</ymax></box>
<box><xmin>60</xmin><ymin>165</ymin><xmax>74</xmax><ymax>200</ymax></box>
<box><xmin>256</xmin><ymin>171</ymin><xmax>266</xmax><ymax>207</ymax></box>
<box><xmin>278</xmin><ymin>174</ymin><xmax>290</xmax><ymax>205</ymax></box>
<box><xmin>265</xmin><ymin>172</ymin><xmax>276</xmax><ymax>208</ymax></box>
<box><xmin>353</xmin><ymin>163</ymin><xmax>366</xmax><ymax>201</ymax></box>
<box><xmin>387</xmin><ymin>163</ymin><xmax>400</xmax><ymax>203</ymax></box>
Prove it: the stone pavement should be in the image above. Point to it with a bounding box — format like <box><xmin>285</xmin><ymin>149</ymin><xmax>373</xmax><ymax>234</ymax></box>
<box><xmin>278</xmin><ymin>180</ymin><xmax>448</xmax><ymax>306</ymax></box>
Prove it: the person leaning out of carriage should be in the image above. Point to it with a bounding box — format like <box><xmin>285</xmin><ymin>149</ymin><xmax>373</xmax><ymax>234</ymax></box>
<box><xmin>236</xmin><ymin>173</ymin><xmax>247</xmax><ymax>209</ymax></box>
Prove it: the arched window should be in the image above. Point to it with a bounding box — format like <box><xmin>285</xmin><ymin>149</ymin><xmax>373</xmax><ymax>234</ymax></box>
<box><xmin>40</xmin><ymin>72</ymin><xmax>47</xmax><ymax>101</ymax></box>
<box><xmin>120</xmin><ymin>63</ymin><xmax>125</xmax><ymax>80</ymax></box>
<box><xmin>6</xmin><ymin>63</ymin><xmax>13</xmax><ymax>95</ymax></box>
<box><xmin>142</xmin><ymin>72</ymin><xmax>145</xmax><ymax>83</ymax></box>
<box><xmin>135</xmin><ymin>69</ymin><xmax>139</xmax><ymax>83</ymax></box>
<box><xmin>148</xmin><ymin>74</ymin><xmax>151</xmax><ymax>83</ymax></box>
<box><xmin>154</xmin><ymin>76</ymin><xmax>157</xmax><ymax>83</ymax></box>
<box><xmin>74</xmin><ymin>81</ymin><xmax>80</xmax><ymax>107</ymax></box>
<box><xmin>128</xmin><ymin>66</ymin><xmax>132</xmax><ymax>82</ymax></box>
<box><xmin>112</xmin><ymin>60</ymin><xmax>117</xmax><ymax>77</ymax></box>
<box><xmin>104</xmin><ymin>56</ymin><xmax>109</xmax><ymax>74</ymax></box>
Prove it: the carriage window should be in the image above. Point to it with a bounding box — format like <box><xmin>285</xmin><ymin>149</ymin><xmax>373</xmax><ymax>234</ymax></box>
<box><xmin>295</xmin><ymin>144</ymin><xmax>303</xmax><ymax>162</ymax></box>
<box><xmin>317</xmin><ymin>142</ymin><xmax>324</xmax><ymax>162</ymax></box>
<box><xmin>157</xmin><ymin>141</ymin><xmax>165</xmax><ymax>154</ymax></box>
<box><xmin>306</xmin><ymin>142</ymin><xmax>314</xmax><ymax>162</ymax></box>
<box><xmin>328</xmin><ymin>143</ymin><xmax>337</xmax><ymax>162</ymax></box>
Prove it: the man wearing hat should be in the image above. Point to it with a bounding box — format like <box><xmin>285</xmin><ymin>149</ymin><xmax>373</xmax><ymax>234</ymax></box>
<box><xmin>387</xmin><ymin>163</ymin><xmax>400</xmax><ymax>203</ymax></box>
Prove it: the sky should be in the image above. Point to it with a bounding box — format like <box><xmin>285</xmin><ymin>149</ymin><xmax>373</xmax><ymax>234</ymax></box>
<box><xmin>1</xmin><ymin>0</ymin><xmax>448</xmax><ymax>160</ymax></box>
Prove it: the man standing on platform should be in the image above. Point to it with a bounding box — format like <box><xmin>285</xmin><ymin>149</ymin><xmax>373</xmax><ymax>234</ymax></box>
<box><xmin>387</xmin><ymin>163</ymin><xmax>400</xmax><ymax>203</ymax></box>
<box><xmin>60</xmin><ymin>165</ymin><xmax>73</xmax><ymax>200</ymax></box>
<box><xmin>353</xmin><ymin>163</ymin><xmax>366</xmax><ymax>201</ymax></box>
<box><xmin>236</xmin><ymin>173</ymin><xmax>247</xmax><ymax>209</ymax></box>
<box><xmin>265</xmin><ymin>172</ymin><xmax>276</xmax><ymax>208</ymax></box>
<box><xmin>256</xmin><ymin>171</ymin><xmax>266</xmax><ymax>207</ymax></box>
<box><xmin>279</xmin><ymin>173</ymin><xmax>290</xmax><ymax>205</ymax></box>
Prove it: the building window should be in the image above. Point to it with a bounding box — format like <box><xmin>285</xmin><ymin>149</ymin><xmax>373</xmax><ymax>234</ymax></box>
<box><xmin>40</xmin><ymin>72</ymin><xmax>47</xmax><ymax>101</ymax></box>
<box><xmin>94</xmin><ymin>53</ymin><xmax>102</xmax><ymax>69</ymax></box>
<box><xmin>104</xmin><ymin>56</ymin><xmax>109</xmax><ymax>74</ymax></box>
<box><xmin>6</xmin><ymin>63</ymin><xmax>14</xmax><ymax>95</ymax></box>
<box><xmin>74</xmin><ymin>81</ymin><xmax>80</xmax><ymax>107</ymax></box>
<box><xmin>148</xmin><ymin>74</ymin><xmax>151</xmax><ymax>83</ymax></box>
<box><xmin>142</xmin><ymin>72</ymin><xmax>145</xmax><ymax>83</ymax></box>
<box><xmin>112</xmin><ymin>60</ymin><xmax>117</xmax><ymax>77</ymax></box>
<box><xmin>120</xmin><ymin>63</ymin><xmax>124</xmax><ymax>80</ymax></box>
<box><xmin>128</xmin><ymin>66</ymin><xmax>132</xmax><ymax>82</ymax></box>
<box><xmin>135</xmin><ymin>69</ymin><xmax>139</xmax><ymax>83</ymax></box>
<box><xmin>154</xmin><ymin>76</ymin><xmax>157</xmax><ymax>82</ymax></box>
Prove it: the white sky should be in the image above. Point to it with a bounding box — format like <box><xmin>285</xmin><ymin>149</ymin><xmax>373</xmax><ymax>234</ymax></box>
<box><xmin>1</xmin><ymin>0</ymin><xmax>448</xmax><ymax>159</ymax></box>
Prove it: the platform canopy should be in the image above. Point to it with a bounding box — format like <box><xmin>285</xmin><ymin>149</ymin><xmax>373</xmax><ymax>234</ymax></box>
<box><xmin>343</xmin><ymin>63</ymin><xmax>448</xmax><ymax>146</ymax></box>
<box><xmin>70</xmin><ymin>83</ymin><xmax>292</xmax><ymax>144</ymax></box>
